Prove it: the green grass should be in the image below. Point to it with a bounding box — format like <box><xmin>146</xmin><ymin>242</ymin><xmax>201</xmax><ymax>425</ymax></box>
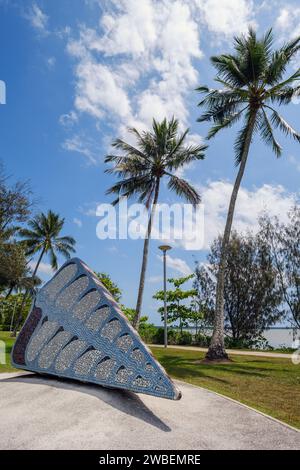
<box><xmin>0</xmin><ymin>331</ymin><xmax>18</xmax><ymax>373</ymax></box>
<box><xmin>1</xmin><ymin>332</ymin><xmax>299</xmax><ymax>429</ymax></box>
<box><xmin>151</xmin><ymin>346</ymin><xmax>300</xmax><ymax>429</ymax></box>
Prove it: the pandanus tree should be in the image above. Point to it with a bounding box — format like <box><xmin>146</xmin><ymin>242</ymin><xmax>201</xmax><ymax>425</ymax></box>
<box><xmin>197</xmin><ymin>28</ymin><xmax>300</xmax><ymax>360</ymax></box>
<box><xmin>105</xmin><ymin>117</ymin><xmax>207</xmax><ymax>329</ymax></box>
<box><xmin>12</xmin><ymin>210</ymin><xmax>76</xmax><ymax>335</ymax></box>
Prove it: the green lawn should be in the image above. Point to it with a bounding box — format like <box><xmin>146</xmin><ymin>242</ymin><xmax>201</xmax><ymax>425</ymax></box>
<box><xmin>1</xmin><ymin>332</ymin><xmax>299</xmax><ymax>429</ymax></box>
<box><xmin>0</xmin><ymin>331</ymin><xmax>17</xmax><ymax>373</ymax></box>
<box><xmin>151</xmin><ymin>347</ymin><xmax>300</xmax><ymax>429</ymax></box>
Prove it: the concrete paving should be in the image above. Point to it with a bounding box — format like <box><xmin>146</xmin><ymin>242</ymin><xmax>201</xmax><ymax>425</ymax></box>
<box><xmin>0</xmin><ymin>372</ymin><xmax>299</xmax><ymax>450</ymax></box>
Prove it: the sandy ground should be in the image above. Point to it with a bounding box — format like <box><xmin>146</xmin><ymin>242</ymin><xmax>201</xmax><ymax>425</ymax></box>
<box><xmin>0</xmin><ymin>372</ymin><xmax>299</xmax><ymax>450</ymax></box>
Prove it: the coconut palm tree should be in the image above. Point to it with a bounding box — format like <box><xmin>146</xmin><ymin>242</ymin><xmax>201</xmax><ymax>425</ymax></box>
<box><xmin>197</xmin><ymin>28</ymin><xmax>300</xmax><ymax>360</ymax></box>
<box><xmin>12</xmin><ymin>210</ymin><xmax>76</xmax><ymax>334</ymax></box>
<box><xmin>105</xmin><ymin>117</ymin><xmax>207</xmax><ymax>328</ymax></box>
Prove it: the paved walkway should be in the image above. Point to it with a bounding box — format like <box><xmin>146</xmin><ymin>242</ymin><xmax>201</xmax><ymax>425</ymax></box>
<box><xmin>0</xmin><ymin>372</ymin><xmax>299</xmax><ymax>450</ymax></box>
<box><xmin>149</xmin><ymin>344</ymin><xmax>293</xmax><ymax>359</ymax></box>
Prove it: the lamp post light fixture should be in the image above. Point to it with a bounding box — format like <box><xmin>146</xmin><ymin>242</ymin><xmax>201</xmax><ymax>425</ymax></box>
<box><xmin>158</xmin><ymin>245</ymin><xmax>172</xmax><ymax>348</ymax></box>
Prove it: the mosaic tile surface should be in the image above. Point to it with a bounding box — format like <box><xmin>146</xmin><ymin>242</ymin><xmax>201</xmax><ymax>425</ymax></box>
<box><xmin>11</xmin><ymin>257</ymin><xmax>182</xmax><ymax>400</ymax></box>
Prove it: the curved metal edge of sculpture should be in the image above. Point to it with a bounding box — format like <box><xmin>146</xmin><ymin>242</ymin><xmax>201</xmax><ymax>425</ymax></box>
<box><xmin>11</xmin><ymin>257</ymin><xmax>182</xmax><ymax>401</ymax></box>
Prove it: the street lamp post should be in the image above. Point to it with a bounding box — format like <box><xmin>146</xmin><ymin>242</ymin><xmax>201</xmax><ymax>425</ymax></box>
<box><xmin>158</xmin><ymin>245</ymin><xmax>172</xmax><ymax>348</ymax></box>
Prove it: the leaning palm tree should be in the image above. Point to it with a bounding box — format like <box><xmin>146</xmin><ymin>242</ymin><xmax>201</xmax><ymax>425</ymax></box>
<box><xmin>12</xmin><ymin>210</ymin><xmax>76</xmax><ymax>334</ymax></box>
<box><xmin>105</xmin><ymin>117</ymin><xmax>207</xmax><ymax>328</ymax></box>
<box><xmin>197</xmin><ymin>28</ymin><xmax>300</xmax><ymax>360</ymax></box>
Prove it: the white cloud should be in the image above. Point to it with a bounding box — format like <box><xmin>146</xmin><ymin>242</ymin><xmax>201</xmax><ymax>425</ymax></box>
<box><xmin>78</xmin><ymin>201</ymin><xmax>100</xmax><ymax>216</ymax></box>
<box><xmin>73</xmin><ymin>217</ymin><xmax>83</xmax><ymax>228</ymax></box>
<box><xmin>288</xmin><ymin>155</ymin><xmax>300</xmax><ymax>172</ymax></box>
<box><xmin>148</xmin><ymin>275</ymin><xmax>163</xmax><ymax>283</ymax></box>
<box><xmin>46</xmin><ymin>56</ymin><xmax>56</xmax><ymax>69</ymax></box>
<box><xmin>158</xmin><ymin>253</ymin><xmax>192</xmax><ymax>276</ymax></box>
<box><xmin>200</xmin><ymin>181</ymin><xmax>297</xmax><ymax>248</ymax></box>
<box><xmin>25</xmin><ymin>3</ymin><xmax>48</xmax><ymax>33</ymax></box>
<box><xmin>193</xmin><ymin>0</ymin><xmax>256</xmax><ymax>38</ymax></box>
<box><xmin>64</xmin><ymin>0</ymin><xmax>203</xmax><ymax>143</ymax></box>
<box><xmin>29</xmin><ymin>261</ymin><xmax>53</xmax><ymax>276</ymax></box>
<box><xmin>59</xmin><ymin>111</ymin><xmax>78</xmax><ymax>127</ymax></box>
<box><xmin>275</xmin><ymin>5</ymin><xmax>300</xmax><ymax>39</ymax></box>
<box><xmin>73</xmin><ymin>60</ymin><xmax>132</xmax><ymax>120</ymax></box>
<box><xmin>62</xmin><ymin>0</ymin><xmax>260</xmax><ymax>159</ymax></box>
<box><xmin>107</xmin><ymin>245</ymin><xmax>118</xmax><ymax>253</ymax></box>
<box><xmin>62</xmin><ymin>134</ymin><xmax>99</xmax><ymax>164</ymax></box>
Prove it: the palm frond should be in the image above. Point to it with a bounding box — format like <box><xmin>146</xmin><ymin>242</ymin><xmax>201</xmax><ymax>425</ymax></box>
<box><xmin>259</xmin><ymin>109</ymin><xmax>282</xmax><ymax>157</ymax></box>
<box><xmin>207</xmin><ymin>107</ymin><xmax>247</xmax><ymax>139</ymax></box>
<box><xmin>166</xmin><ymin>174</ymin><xmax>201</xmax><ymax>206</ymax></box>
<box><xmin>211</xmin><ymin>55</ymin><xmax>248</xmax><ymax>87</ymax></box>
<box><xmin>266</xmin><ymin>105</ymin><xmax>300</xmax><ymax>143</ymax></box>
<box><xmin>234</xmin><ymin>112</ymin><xmax>254</xmax><ymax>166</ymax></box>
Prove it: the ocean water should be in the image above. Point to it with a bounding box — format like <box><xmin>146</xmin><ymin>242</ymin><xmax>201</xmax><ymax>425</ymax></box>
<box><xmin>169</xmin><ymin>327</ymin><xmax>300</xmax><ymax>349</ymax></box>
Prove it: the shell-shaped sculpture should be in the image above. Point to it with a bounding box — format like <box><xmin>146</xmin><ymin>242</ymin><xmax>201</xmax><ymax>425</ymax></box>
<box><xmin>11</xmin><ymin>258</ymin><xmax>181</xmax><ymax>400</ymax></box>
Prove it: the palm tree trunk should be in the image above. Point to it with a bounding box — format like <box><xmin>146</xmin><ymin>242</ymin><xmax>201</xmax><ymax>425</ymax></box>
<box><xmin>206</xmin><ymin>113</ymin><xmax>257</xmax><ymax>360</ymax></box>
<box><xmin>133</xmin><ymin>180</ymin><xmax>160</xmax><ymax>329</ymax></box>
<box><xmin>11</xmin><ymin>246</ymin><xmax>46</xmax><ymax>336</ymax></box>
<box><xmin>5</xmin><ymin>286</ymin><xmax>14</xmax><ymax>299</ymax></box>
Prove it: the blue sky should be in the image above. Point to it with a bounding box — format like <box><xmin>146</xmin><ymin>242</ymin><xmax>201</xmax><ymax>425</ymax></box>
<box><xmin>0</xmin><ymin>0</ymin><xmax>300</xmax><ymax>324</ymax></box>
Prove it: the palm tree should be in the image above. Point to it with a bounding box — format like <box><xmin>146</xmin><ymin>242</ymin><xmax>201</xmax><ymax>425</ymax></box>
<box><xmin>197</xmin><ymin>28</ymin><xmax>300</xmax><ymax>360</ymax></box>
<box><xmin>12</xmin><ymin>210</ymin><xmax>76</xmax><ymax>334</ymax></box>
<box><xmin>105</xmin><ymin>117</ymin><xmax>207</xmax><ymax>328</ymax></box>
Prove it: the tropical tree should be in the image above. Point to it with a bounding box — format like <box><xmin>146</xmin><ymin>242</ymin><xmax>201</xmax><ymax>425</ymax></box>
<box><xmin>12</xmin><ymin>210</ymin><xmax>76</xmax><ymax>334</ymax></box>
<box><xmin>0</xmin><ymin>242</ymin><xmax>40</xmax><ymax>297</ymax></box>
<box><xmin>0</xmin><ymin>163</ymin><xmax>32</xmax><ymax>242</ymax></box>
<box><xmin>153</xmin><ymin>274</ymin><xmax>197</xmax><ymax>332</ymax></box>
<box><xmin>94</xmin><ymin>272</ymin><xmax>122</xmax><ymax>302</ymax></box>
<box><xmin>199</xmin><ymin>231</ymin><xmax>283</xmax><ymax>345</ymax></box>
<box><xmin>259</xmin><ymin>207</ymin><xmax>300</xmax><ymax>329</ymax></box>
<box><xmin>197</xmin><ymin>28</ymin><xmax>300</xmax><ymax>359</ymax></box>
<box><xmin>105</xmin><ymin>117</ymin><xmax>206</xmax><ymax>328</ymax></box>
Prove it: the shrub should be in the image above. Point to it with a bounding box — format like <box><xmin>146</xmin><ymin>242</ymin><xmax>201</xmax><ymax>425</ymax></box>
<box><xmin>167</xmin><ymin>329</ymin><xmax>179</xmax><ymax>345</ymax></box>
<box><xmin>194</xmin><ymin>332</ymin><xmax>211</xmax><ymax>347</ymax></box>
<box><xmin>138</xmin><ymin>322</ymin><xmax>158</xmax><ymax>343</ymax></box>
<box><xmin>152</xmin><ymin>327</ymin><xmax>165</xmax><ymax>344</ymax></box>
<box><xmin>224</xmin><ymin>335</ymin><xmax>271</xmax><ymax>350</ymax></box>
<box><xmin>176</xmin><ymin>331</ymin><xmax>193</xmax><ymax>345</ymax></box>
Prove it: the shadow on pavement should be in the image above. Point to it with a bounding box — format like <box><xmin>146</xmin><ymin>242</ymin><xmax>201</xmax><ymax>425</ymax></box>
<box><xmin>3</xmin><ymin>372</ymin><xmax>171</xmax><ymax>433</ymax></box>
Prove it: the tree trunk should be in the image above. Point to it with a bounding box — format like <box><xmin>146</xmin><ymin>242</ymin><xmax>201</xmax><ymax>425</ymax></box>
<box><xmin>133</xmin><ymin>180</ymin><xmax>160</xmax><ymax>329</ymax></box>
<box><xmin>5</xmin><ymin>286</ymin><xmax>14</xmax><ymax>299</ymax></box>
<box><xmin>11</xmin><ymin>246</ymin><xmax>46</xmax><ymax>336</ymax></box>
<box><xmin>178</xmin><ymin>301</ymin><xmax>182</xmax><ymax>333</ymax></box>
<box><xmin>206</xmin><ymin>113</ymin><xmax>257</xmax><ymax>360</ymax></box>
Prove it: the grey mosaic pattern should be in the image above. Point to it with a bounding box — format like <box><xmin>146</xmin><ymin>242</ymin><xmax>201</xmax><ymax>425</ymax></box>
<box><xmin>55</xmin><ymin>276</ymin><xmax>89</xmax><ymax>311</ymax></box>
<box><xmin>131</xmin><ymin>348</ymin><xmax>145</xmax><ymax>364</ymax></box>
<box><xmin>101</xmin><ymin>319</ymin><xmax>122</xmax><ymax>342</ymax></box>
<box><xmin>116</xmin><ymin>334</ymin><xmax>133</xmax><ymax>353</ymax></box>
<box><xmin>73</xmin><ymin>290</ymin><xmax>101</xmax><ymax>321</ymax></box>
<box><xmin>116</xmin><ymin>367</ymin><xmax>133</xmax><ymax>384</ymax></box>
<box><xmin>38</xmin><ymin>331</ymin><xmax>73</xmax><ymax>369</ymax></box>
<box><xmin>85</xmin><ymin>306</ymin><xmax>110</xmax><ymax>332</ymax></box>
<box><xmin>74</xmin><ymin>350</ymin><xmax>103</xmax><ymax>376</ymax></box>
<box><xmin>94</xmin><ymin>358</ymin><xmax>116</xmax><ymax>380</ymax></box>
<box><xmin>133</xmin><ymin>376</ymin><xmax>151</xmax><ymax>388</ymax></box>
<box><xmin>145</xmin><ymin>363</ymin><xmax>155</xmax><ymax>373</ymax></box>
<box><xmin>27</xmin><ymin>321</ymin><xmax>59</xmax><ymax>362</ymax></box>
<box><xmin>11</xmin><ymin>258</ymin><xmax>182</xmax><ymax>400</ymax></box>
<box><xmin>55</xmin><ymin>339</ymin><xmax>87</xmax><ymax>373</ymax></box>
<box><xmin>43</xmin><ymin>264</ymin><xmax>77</xmax><ymax>301</ymax></box>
